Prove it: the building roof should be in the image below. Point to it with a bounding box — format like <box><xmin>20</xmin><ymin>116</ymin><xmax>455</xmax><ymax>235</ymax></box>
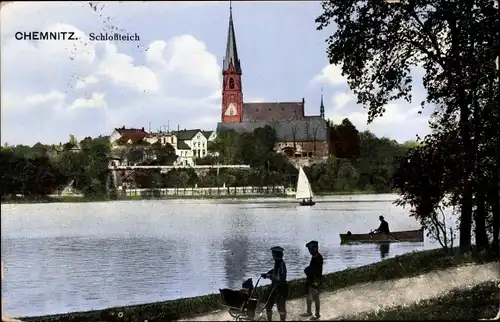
<box><xmin>175</xmin><ymin>129</ymin><xmax>202</xmax><ymax>140</ymax></box>
<box><xmin>114</xmin><ymin>126</ymin><xmax>147</xmax><ymax>135</ymax></box>
<box><xmin>115</xmin><ymin>132</ymin><xmax>147</xmax><ymax>145</ymax></box>
<box><xmin>202</xmin><ymin>131</ymin><xmax>213</xmax><ymax>139</ymax></box>
<box><xmin>177</xmin><ymin>141</ymin><xmax>191</xmax><ymax>150</ymax></box>
<box><xmin>242</xmin><ymin>101</ymin><xmax>305</xmax><ymax>122</ymax></box>
<box><xmin>145</xmin><ymin>132</ymin><xmax>175</xmax><ymax>138</ymax></box>
<box><xmin>216</xmin><ymin>118</ymin><xmax>328</xmax><ymax>142</ymax></box>
<box><xmin>223</xmin><ymin>6</ymin><xmax>241</xmax><ymax>73</ymax></box>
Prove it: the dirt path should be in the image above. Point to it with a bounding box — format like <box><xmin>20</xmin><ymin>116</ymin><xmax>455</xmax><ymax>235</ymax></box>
<box><xmin>181</xmin><ymin>262</ymin><xmax>500</xmax><ymax>321</ymax></box>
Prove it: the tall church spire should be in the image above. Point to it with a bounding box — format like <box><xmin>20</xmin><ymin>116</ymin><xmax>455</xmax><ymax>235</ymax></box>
<box><xmin>320</xmin><ymin>87</ymin><xmax>325</xmax><ymax>118</ymax></box>
<box><xmin>223</xmin><ymin>2</ymin><xmax>241</xmax><ymax>73</ymax></box>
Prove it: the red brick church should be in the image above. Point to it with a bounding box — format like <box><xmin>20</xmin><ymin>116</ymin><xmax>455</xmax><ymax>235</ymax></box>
<box><xmin>216</xmin><ymin>6</ymin><xmax>329</xmax><ymax>158</ymax></box>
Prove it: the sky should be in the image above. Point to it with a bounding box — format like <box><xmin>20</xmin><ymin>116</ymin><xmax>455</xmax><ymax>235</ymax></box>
<box><xmin>0</xmin><ymin>1</ymin><xmax>432</xmax><ymax>145</ymax></box>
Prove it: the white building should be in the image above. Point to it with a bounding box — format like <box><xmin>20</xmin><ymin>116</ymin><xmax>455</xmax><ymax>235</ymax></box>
<box><xmin>115</xmin><ymin>128</ymin><xmax>217</xmax><ymax>166</ymax></box>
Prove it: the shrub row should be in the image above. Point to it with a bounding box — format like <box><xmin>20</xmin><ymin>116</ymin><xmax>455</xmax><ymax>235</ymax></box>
<box><xmin>341</xmin><ymin>281</ymin><xmax>500</xmax><ymax>320</ymax></box>
<box><xmin>20</xmin><ymin>248</ymin><xmax>496</xmax><ymax>322</ymax></box>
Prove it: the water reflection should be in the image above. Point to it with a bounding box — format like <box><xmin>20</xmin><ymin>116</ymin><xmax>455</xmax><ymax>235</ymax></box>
<box><xmin>223</xmin><ymin>236</ymin><xmax>250</xmax><ymax>289</ymax></box>
<box><xmin>340</xmin><ymin>246</ymin><xmax>356</xmax><ymax>261</ymax></box>
<box><xmin>378</xmin><ymin>243</ymin><xmax>391</xmax><ymax>259</ymax></box>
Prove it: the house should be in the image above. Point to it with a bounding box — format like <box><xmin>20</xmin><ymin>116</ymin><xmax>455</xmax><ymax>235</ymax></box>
<box><xmin>119</xmin><ymin>128</ymin><xmax>215</xmax><ymax>166</ymax></box>
<box><xmin>110</xmin><ymin>126</ymin><xmax>148</xmax><ymax>149</ymax></box>
<box><xmin>202</xmin><ymin>130</ymin><xmax>217</xmax><ymax>142</ymax></box>
<box><xmin>45</xmin><ymin>144</ymin><xmax>64</xmax><ymax>158</ymax></box>
<box><xmin>144</xmin><ymin>131</ymin><xmax>178</xmax><ymax>147</ymax></box>
<box><xmin>174</xmin><ymin>129</ymin><xmax>209</xmax><ymax>165</ymax></box>
<box><xmin>69</xmin><ymin>142</ymin><xmax>81</xmax><ymax>153</ymax></box>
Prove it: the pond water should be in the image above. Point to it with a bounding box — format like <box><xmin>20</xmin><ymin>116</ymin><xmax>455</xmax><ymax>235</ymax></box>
<box><xmin>1</xmin><ymin>194</ymin><xmax>435</xmax><ymax>317</ymax></box>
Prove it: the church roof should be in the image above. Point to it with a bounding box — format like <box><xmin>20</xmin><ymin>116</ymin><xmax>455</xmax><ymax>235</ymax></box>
<box><xmin>223</xmin><ymin>6</ymin><xmax>241</xmax><ymax>73</ymax></box>
<box><xmin>242</xmin><ymin>102</ymin><xmax>304</xmax><ymax>122</ymax></box>
<box><xmin>216</xmin><ymin>118</ymin><xmax>327</xmax><ymax>142</ymax></box>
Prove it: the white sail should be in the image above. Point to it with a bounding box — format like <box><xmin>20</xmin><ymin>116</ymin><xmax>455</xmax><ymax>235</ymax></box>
<box><xmin>295</xmin><ymin>167</ymin><xmax>313</xmax><ymax>200</ymax></box>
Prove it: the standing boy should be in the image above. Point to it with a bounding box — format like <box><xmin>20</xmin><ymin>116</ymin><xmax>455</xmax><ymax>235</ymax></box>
<box><xmin>301</xmin><ymin>241</ymin><xmax>323</xmax><ymax>320</ymax></box>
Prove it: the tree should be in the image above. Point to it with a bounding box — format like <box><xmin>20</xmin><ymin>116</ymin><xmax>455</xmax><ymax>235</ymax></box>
<box><xmin>316</xmin><ymin>0</ymin><xmax>499</xmax><ymax>252</ymax></box>
<box><xmin>213</xmin><ymin>131</ymin><xmax>240</xmax><ymax>164</ymax></box>
<box><xmin>329</xmin><ymin>118</ymin><xmax>360</xmax><ymax>158</ymax></box>
<box><xmin>196</xmin><ymin>155</ymin><xmax>219</xmax><ymax>165</ymax></box>
<box><xmin>311</xmin><ymin>123</ymin><xmax>322</xmax><ymax>156</ymax></box>
<box><xmin>290</xmin><ymin>122</ymin><xmax>299</xmax><ymax>155</ymax></box>
<box><xmin>126</xmin><ymin>147</ymin><xmax>146</xmax><ymax>165</ymax></box>
<box><xmin>150</xmin><ymin>142</ymin><xmax>177</xmax><ymax>165</ymax></box>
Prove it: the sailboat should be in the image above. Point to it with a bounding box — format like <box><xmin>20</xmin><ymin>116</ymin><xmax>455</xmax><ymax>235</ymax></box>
<box><xmin>296</xmin><ymin>167</ymin><xmax>315</xmax><ymax>206</ymax></box>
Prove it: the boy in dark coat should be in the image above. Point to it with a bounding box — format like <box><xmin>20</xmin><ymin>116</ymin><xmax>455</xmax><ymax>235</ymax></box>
<box><xmin>261</xmin><ymin>246</ymin><xmax>288</xmax><ymax>321</ymax></box>
<box><xmin>300</xmin><ymin>241</ymin><xmax>323</xmax><ymax>320</ymax></box>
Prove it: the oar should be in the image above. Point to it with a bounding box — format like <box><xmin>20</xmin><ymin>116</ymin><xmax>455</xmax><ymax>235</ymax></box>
<box><xmin>370</xmin><ymin>230</ymin><xmax>400</xmax><ymax>242</ymax></box>
<box><xmin>387</xmin><ymin>234</ymin><xmax>401</xmax><ymax>242</ymax></box>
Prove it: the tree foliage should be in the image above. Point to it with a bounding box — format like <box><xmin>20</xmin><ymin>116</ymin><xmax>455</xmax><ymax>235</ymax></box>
<box><xmin>1</xmin><ymin>121</ymin><xmax>411</xmax><ymax>199</ymax></box>
<box><xmin>316</xmin><ymin>0</ymin><xmax>499</xmax><ymax>253</ymax></box>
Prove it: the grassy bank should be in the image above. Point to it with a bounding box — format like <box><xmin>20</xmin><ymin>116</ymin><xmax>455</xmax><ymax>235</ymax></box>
<box><xmin>341</xmin><ymin>281</ymin><xmax>500</xmax><ymax>320</ymax></box>
<box><xmin>19</xmin><ymin>248</ymin><xmax>497</xmax><ymax>322</ymax></box>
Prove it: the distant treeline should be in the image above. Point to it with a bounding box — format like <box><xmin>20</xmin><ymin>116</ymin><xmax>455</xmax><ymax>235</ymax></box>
<box><xmin>0</xmin><ymin>119</ymin><xmax>415</xmax><ymax>200</ymax></box>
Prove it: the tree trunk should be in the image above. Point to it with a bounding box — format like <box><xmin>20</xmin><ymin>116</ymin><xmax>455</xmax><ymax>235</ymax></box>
<box><xmin>490</xmin><ymin>185</ymin><xmax>500</xmax><ymax>255</ymax></box>
<box><xmin>474</xmin><ymin>191</ymin><xmax>489</xmax><ymax>251</ymax></box>
<box><xmin>448</xmin><ymin>10</ymin><xmax>473</xmax><ymax>253</ymax></box>
<box><xmin>458</xmin><ymin>101</ymin><xmax>473</xmax><ymax>252</ymax></box>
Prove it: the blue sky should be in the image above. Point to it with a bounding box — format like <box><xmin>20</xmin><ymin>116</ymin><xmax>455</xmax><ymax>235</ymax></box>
<box><xmin>0</xmin><ymin>1</ymin><xmax>430</xmax><ymax>145</ymax></box>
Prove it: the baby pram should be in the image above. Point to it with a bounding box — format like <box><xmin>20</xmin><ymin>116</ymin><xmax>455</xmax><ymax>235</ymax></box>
<box><xmin>219</xmin><ymin>277</ymin><xmax>273</xmax><ymax>321</ymax></box>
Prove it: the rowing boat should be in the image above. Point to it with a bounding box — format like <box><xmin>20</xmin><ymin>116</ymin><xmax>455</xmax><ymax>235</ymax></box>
<box><xmin>339</xmin><ymin>228</ymin><xmax>424</xmax><ymax>244</ymax></box>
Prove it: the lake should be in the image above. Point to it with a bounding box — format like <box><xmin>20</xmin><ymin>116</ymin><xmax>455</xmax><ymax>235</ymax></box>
<box><xmin>1</xmin><ymin>194</ymin><xmax>435</xmax><ymax>318</ymax></box>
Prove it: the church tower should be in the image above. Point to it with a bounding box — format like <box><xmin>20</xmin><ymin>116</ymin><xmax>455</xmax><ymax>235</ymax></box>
<box><xmin>221</xmin><ymin>4</ymin><xmax>243</xmax><ymax>123</ymax></box>
<box><xmin>320</xmin><ymin>87</ymin><xmax>325</xmax><ymax>119</ymax></box>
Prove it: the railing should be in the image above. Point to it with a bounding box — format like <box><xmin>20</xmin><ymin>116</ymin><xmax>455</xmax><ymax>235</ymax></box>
<box><xmin>108</xmin><ymin>164</ymin><xmax>250</xmax><ymax>170</ymax></box>
<box><xmin>122</xmin><ymin>186</ymin><xmax>286</xmax><ymax>197</ymax></box>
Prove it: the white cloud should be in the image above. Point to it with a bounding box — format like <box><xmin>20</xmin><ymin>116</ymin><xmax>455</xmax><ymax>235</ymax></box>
<box><xmin>1</xmin><ymin>4</ymin><xmax>223</xmax><ymax>145</ymax></box>
<box><xmin>75</xmin><ymin>76</ymin><xmax>99</xmax><ymax>89</ymax></box>
<box><xmin>146</xmin><ymin>35</ymin><xmax>221</xmax><ymax>98</ymax></box>
<box><xmin>327</xmin><ymin>103</ymin><xmax>429</xmax><ymax>142</ymax></box>
<box><xmin>97</xmin><ymin>43</ymin><xmax>160</xmax><ymax>93</ymax></box>
<box><xmin>69</xmin><ymin>92</ymin><xmax>107</xmax><ymax>109</ymax></box>
<box><xmin>332</xmin><ymin>92</ymin><xmax>352</xmax><ymax>110</ymax></box>
<box><xmin>311</xmin><ymin>64</ymin><xmax>347</xmax><ymax>87</ymax></box>
<box><xmin>25</xmin><ymin>91</ymin><xmax>66</xmax><ymax>105</ymax></box>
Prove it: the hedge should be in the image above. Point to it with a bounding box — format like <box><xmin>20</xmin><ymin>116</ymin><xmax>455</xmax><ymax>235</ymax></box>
<box><xmin>341</xmin><ymin>281</ymin><xmax>500</xmax><ymax>320</ymax></box>
<box><xmin>19</xmin><ymin>247</ymin><xmax>497</xmax><ymax>322</ymax></box>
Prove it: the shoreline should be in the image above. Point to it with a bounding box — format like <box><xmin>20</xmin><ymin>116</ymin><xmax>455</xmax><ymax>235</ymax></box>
<box><xmin>16</xmin><ymin>248</ymin><xmax>497</xmax><ymax>322</ymax></box>
<box><xmin>181</xmin><ymin>262</ymin><xmax>500</xmax><ymax>321</ymax></box>
<box><xmin>1</xmin><ymin>190</ymin><xmax>387</xmax><ymax>205</ymax></box>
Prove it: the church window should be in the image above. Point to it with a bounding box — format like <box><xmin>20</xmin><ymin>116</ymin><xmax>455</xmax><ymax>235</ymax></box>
<box><xmin>229</xmin><ymin>78</ymin><xmax>235</xmax><ymax>89</ymax></box>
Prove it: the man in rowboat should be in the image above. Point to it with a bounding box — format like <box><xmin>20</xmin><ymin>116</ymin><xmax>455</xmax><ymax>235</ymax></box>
<box><xmin>372</xmin><ymin>215</ymin><xmax>390</xmax><ymax>234</ymax></box>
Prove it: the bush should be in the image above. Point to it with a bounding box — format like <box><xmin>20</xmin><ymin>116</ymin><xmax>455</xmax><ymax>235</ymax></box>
<box><xmin>20</xmin><ymin>248</ymin><xmax>496</xmax><ymax>322</ymax></box>
<box><xmin>341</xmin><ymin>281</ymin><xmax>500</xmax><ymax>320</ymax></box>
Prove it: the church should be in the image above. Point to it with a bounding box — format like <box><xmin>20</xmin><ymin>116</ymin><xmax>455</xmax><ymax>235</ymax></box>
<box><xmin>215</xmin><ymin>6</ymin><xmax>329</xmax><ymax>158</ymax></box>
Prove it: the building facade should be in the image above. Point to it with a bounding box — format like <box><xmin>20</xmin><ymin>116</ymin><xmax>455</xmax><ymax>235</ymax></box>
<box><xmin>216</xmin><ymin>6</ymin><xmax>329</xmax><ymax>158</ymax></box>
<box><xmin>110</xmin><ymin>127</ymin><xmax>216</xmax><ymax>166</ymax></box>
